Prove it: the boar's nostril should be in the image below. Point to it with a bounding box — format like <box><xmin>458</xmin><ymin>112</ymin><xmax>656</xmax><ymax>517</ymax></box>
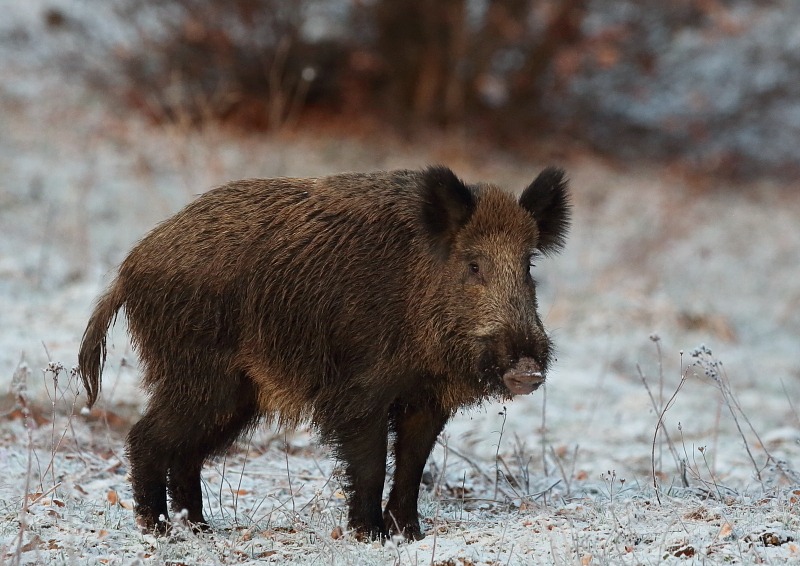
<box><xmin>513</xmin><ymin>357</ymin><xmax>542</xmax><ymax>376</ymax></box>
<box><xmin>502</xmin><ymin>357</ymin><xmax>544</xmax><ymax>395</ymax></box>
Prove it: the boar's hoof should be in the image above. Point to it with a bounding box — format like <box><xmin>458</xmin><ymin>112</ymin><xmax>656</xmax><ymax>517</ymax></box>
<box><xmin>503</xmin><ymin>357</ymin><xmax>545</xmax><ymax>395</ymax></box>
<box><xmin>397</xmin><ymin>525</ymin><xmax>424</xmax><ymax>541</ymax></box>
<box><xmin>135</xmin><ymin>512</ymin><xmax>171</xmax><ymax>535</ymax></box>
<box><xmin>384</xmin><ymin>511</ymin><xmax>424</xmax><ymax>541</ymax></box>
<box><xmin>188</xmin><ymin>521</ymin><xmax>211</xmax><ymax>534</ymax></box>
<box><xmin>137</xmin><ymin>519</ymin><xmax>209</xmax><ymax>538</ymax></box>
<box><xmin>352</xmin><ymin>526</ymin><xmax>386</xmax><ymax>543</ymax></box>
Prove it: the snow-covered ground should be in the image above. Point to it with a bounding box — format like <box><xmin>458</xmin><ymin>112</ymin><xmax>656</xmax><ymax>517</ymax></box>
<box><xmin>3</xmin><ymin>3</ymin><xmax>800</xmax><ymax>565</ymax></box>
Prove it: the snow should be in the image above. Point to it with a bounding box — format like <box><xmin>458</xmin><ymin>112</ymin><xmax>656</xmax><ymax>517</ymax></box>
<box><xmin>2</xmin><ymin>2</ymin><xmax>800</xmax><ymax>564</ymax></box>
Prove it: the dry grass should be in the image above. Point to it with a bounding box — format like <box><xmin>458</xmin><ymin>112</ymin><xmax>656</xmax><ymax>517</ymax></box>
<box><xmin>1</xmin><ymin>338</ymin><xmax>800</xmax><ymax>564</ymax></box>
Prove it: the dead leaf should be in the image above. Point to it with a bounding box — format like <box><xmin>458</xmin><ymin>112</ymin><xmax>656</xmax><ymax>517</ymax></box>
<box><xmin>746</xmin><ymin>529</ymin><xmax>794</xmax><ymax>547</ymax></box>
<box><xmin>673</xmin><ymin>545</ymin><xmax>695</xmax><ymax>558</ymax></box>
<box><xmin>6</xmin><ymin>408</ymin><xmax>50</xmax><ymax>427</ymax></box>
<box><xmin>581</xmin><ymin>553</ymin><xmax>593</xmax><ymax>565</ymax></box>
<box><xmin>331</xmin><ymin>526</ymin><xmax>344</xmax><ymax>539</ymax></box>
<box><xmin>683</xmin><ymin>505</ymin><xmax>719</xmax><ymax>521</ymax></box>
<box><xmin>107</xmin><ymin>490</ymin><xmax>118</xmax><ymax>505</ymax></box>
<box><xmin>82</xmin><ymin>408</ymin><xmax>127</xmax><ymax>428</ymax></box>
<box><xmin>20</xmin><ymin>535</ymin><xmax>41</xmax><ymax>552</ymax></box>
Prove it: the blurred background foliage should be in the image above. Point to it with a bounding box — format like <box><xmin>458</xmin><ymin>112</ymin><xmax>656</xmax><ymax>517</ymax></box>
<box><xmin>42</xmin><ymin>0</ymin><xmax>800</xmax><ymax>178</ymax></box>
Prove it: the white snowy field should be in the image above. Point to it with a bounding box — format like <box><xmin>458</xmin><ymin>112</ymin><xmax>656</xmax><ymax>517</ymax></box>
<box><xmin>3</xmin><ymin>6</ymin><xmax>800</xmax><ymax>564</ymax></box>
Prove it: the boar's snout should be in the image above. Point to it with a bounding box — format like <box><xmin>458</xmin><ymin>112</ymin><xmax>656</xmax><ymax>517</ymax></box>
<box><xmin>503</xmin><ymin>357</ymin><xmax>545</xmax><ymax>395</ymax></box>
<box><xmin>476</xmin><ymin>330</ymin><xmax>550</xmax><ymax>396</ymax></box>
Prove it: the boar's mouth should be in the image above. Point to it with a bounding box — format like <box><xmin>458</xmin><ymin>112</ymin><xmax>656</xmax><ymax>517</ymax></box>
<box><xmin>502</xmin><ymin>357</ymin><xmax>545</xmax><ymax>396</ymax></box>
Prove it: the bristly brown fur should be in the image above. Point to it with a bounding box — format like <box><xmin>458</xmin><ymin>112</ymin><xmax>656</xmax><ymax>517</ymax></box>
<box><xmin>519</xmin><ymin>167</ymin><xmax>571</xmax><ymax>255</ymax></box>
<box><xmin>78</xmin><ymin>282</ymin><xmax>124</xmax><ymax>407</ymax></box>
<box><xmin>77</xmin><ymin>166</ymin><xmax>571</xmax><ymax>541</ymax></box>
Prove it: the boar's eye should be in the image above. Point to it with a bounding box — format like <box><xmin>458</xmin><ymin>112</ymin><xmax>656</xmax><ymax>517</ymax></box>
<box><xmin>465</xmin><ymin>259</ymin><xmax>485</xmax><ymax>284</ymax></box>
<box><xmin>466</xmin><ymin>258</ymin><xmax>488</xmax><ymax>285</ymax></box>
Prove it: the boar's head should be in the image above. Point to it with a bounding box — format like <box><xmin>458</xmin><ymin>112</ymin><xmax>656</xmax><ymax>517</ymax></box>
<box><xmin>421</xmin><ymin>166</ymin><xmax>570</xmax><ymax>398</ymax></box>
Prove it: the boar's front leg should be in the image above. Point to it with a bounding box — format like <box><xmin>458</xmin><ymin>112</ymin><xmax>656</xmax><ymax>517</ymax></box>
<box><xmin>325</xmin><ymin>410</ymin><xmax>389</xmax><ymax>540</ymax></box>
<box><xmin>384</xmin><ymin>403</ymin><xmax>450</xmax><ymax>540</ymax></box>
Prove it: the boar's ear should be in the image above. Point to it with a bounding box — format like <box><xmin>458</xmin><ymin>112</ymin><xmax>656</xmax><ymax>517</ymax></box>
<box><xmin>519</xmin><ymin>167</ymin><xmax>571</xmax><ymax>256</ymax></box>
<box><xmin>420</xmin><ymin>166</ymin><xmax>476</xmax><ymax>256</ymax></box>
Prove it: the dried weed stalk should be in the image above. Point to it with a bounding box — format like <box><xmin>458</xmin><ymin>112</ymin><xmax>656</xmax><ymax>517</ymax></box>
<box><xmin>691</xmin><ymin>344</ymin><xmax>800</xmax><ymax>485</ymax></box>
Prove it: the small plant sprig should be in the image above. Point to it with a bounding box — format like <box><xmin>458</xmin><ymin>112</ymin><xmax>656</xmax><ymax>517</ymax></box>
<box><xmin>690</xmin><ymin>344</ymin><xmax>799</xmax><ymax>485</ymax></box>
<box><xmin>600</xmin><ymin>470</ymin><xmax>625</xmax><ymax>503</ymax></box>
<box><xmin>493</xmin><ymin>406</ymin><xmax>507</xmax><ymax>501</ymax></box>
<box><xmin>9</xmin><ymin>361</ymin><xmax>34</xmax><ymax>566</ymax></box>
<box><xmin>651</xmin><ymin>377</ymin><xmax>688</xmax><ymax>504</ymax></box>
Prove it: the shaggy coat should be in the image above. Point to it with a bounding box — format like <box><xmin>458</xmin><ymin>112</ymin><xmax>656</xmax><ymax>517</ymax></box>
<box><xmin>78</xmin><ymin>166</ymin><xmax>570</xmax><ymax>540</ymax></box>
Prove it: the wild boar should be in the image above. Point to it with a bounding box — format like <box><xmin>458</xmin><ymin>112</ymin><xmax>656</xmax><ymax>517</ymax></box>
<box><xmin>78</xmin><ymin>166</ymin><xmax>570</xmax><ymax>540</ymax></box>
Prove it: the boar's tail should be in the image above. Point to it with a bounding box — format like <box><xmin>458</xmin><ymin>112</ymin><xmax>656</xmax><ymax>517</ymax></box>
<box><xmin>78</xmin><ymin>280</ymin><xmax>125</xmax><ymax>408</ymax></box>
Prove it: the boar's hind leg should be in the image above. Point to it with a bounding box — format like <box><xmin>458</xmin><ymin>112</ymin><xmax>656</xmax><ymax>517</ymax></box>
<box><xmin>165</xmin><ymin>372</ymin><xmax>260</xmax><ymax>529</ymax></box>
<box><xmin>127</xmin><ymin>409</ymin><xmax>171</xmax><ymax>533</ymax></box>
<box><xmin>166</xmin><ymin>458</ymin><xmax>205</xmax><ymax>527</ymax></box>
<box><xmin>127</xmin><ymin>372</ymin><xmax>259</xmax><ymax>533</ymax></box>
<box><xmin>323</xmin><ymin>411</ymin><xmax>389</xmax><ymax>541</ymax></box>
<box><xmin>384</xmin><ymin>404</ymin><xmax>450</xmax><ymax>540</ymax></box>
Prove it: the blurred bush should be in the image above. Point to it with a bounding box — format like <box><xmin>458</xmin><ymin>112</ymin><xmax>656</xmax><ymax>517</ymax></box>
<box><xmin>54</xmin><ymin>0</ymin><xmax>800</xmax><ymax>176</ymax></box>
<box><xmin>542</xmin><ymin>0</ymin><xmax>800</xmax><ymax>177</ymax></box>
<box><xmin>106</xmin><ymin>0</ymin><xmax>586</xmax><ymax>131</ymax></box>
<box><xmin>110</xmin><ymin>0</ymin><xmax>347</xmax><ymax>128</ymax></box>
